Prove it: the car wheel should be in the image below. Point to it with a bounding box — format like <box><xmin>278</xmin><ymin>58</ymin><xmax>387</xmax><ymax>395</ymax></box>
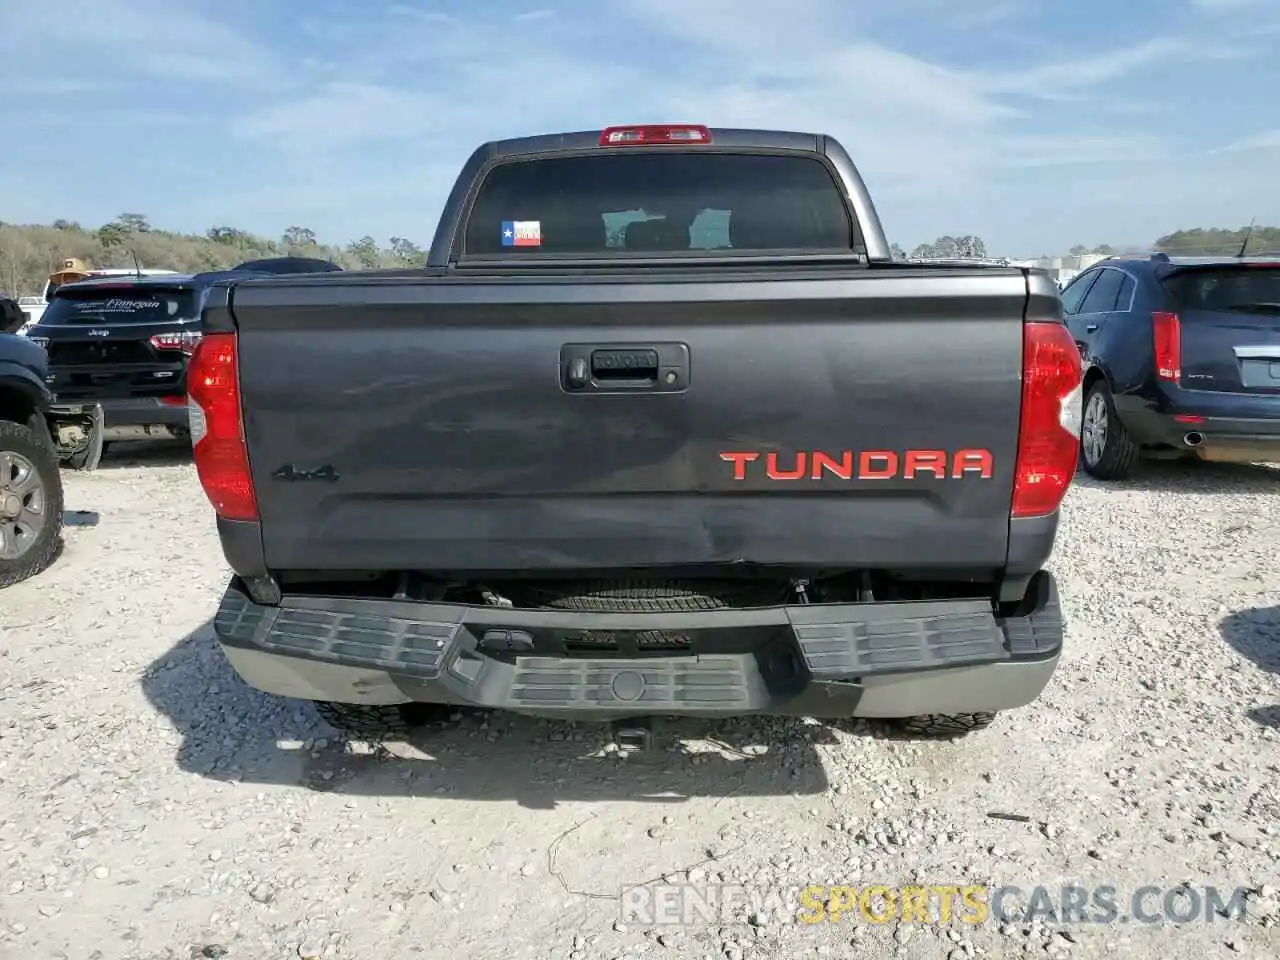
<box><xmin>1080</xmin><ymin>381</ymin><xmax>1138</xmax><ymax>481</ymax></box>
<box><xmin>894</xmin><ymin>712</ymin><xmax>997</xmax><ymax>738</ymax></box>
<box><xmin>0</xmin><ymin>420</ymin><xmax>64</xmax><ymax>588</ymax></box>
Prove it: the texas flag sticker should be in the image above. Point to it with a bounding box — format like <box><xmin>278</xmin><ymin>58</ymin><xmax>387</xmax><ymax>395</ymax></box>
<box><xmin>501</xmin><ymin>220</ymin><xmax>542</xmax><ymax>247</ymax></box>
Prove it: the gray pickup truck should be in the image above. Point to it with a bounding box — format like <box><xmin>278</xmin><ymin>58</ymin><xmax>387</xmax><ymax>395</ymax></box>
<box><xmin>194</xmin><ymin>124</ymin><xmax>1081</xmax><ymax>744</ymax></box>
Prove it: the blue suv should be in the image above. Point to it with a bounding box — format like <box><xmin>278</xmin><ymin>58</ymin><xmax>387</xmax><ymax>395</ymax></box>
<box><xmin>1063</xmin><ymin>253</ymin><xmax>1280</xmax><ymax>480</ymax></box>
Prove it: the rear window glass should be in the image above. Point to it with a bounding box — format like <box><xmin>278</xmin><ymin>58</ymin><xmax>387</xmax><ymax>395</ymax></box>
<box><xmin>40</xmin><ymin>287</ymin><xmax>198</xmax><ymax>325</ymax></box>
<box><xmin>462</xmin><ymin>152</ymin><xmax>857</xmax><ymax>256</ymax></box>
<box><xmin>1162</xmin><ymin>266</ymin><xmax>1280</xmax><ymax>312</ymax></box>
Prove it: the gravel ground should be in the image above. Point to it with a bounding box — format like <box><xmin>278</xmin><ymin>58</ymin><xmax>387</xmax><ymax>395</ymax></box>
<box><xmin>2</xmin><ymin>443</ymin><xmax>1278</xmax><ymax>960</ymax></box>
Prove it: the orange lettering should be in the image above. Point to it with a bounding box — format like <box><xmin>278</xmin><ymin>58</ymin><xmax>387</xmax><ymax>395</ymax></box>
<box><xmin>903</xmin><ymin>450</ymin><xmax>947</xmax><ymax>479</ymax></box>
<box><xmin>766</xmin><ymin>452</ymin><xmax>807</xmax><ymax>480</ymax></box>
<box><xmin>810</xmin><ymin>451</ymin><xmax>854</xmax><ymax>480</ymax></box>
<box><xmin>858</xmin><ymin>450</ymin><xmax>899</xmax><ymax>479</ymax></box>
<box><xmin>951</xmin><ymin>449</ymin><xmax>994</xmax><ymax>479</ymax></box>
<box><xmin>719</xmin><ymin>452</ymin><xmax>759</xmax><ymax>480</ymax></box>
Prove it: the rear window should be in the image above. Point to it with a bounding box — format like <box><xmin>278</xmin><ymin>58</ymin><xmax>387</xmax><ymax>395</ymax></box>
<box><xmin>1161</xmin><ymin>266</ymin><xmax>1280</xmax><ymax>312</ymax></box>
<box><xmin>462</xmin><ymin>152</ymin><xmax>857</xmax><ymax>256</ymax></box>
<box><xmin>39</xmin><ymin>287</ymin><xmax>198</xmax><ymax>325</ymax></box>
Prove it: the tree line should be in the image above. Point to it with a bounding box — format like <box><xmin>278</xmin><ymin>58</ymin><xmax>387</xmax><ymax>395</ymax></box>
<box><xmin>0</xmin><ymin>213</ymin><xmax>427</xmax><ymax>297</ymax></box>
<box><xmin>893</xmin><ymin>225</ymin><xmax>1279</xmax><ymax>262</ymax></box>
<box><xmin>3</xmin><ymin>215</ymin><xmax>1277</xmax><ymax>296</ymax></box>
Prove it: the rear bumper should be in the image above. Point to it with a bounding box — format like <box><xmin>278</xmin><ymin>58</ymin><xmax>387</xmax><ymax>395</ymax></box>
<box><xmin>99</xmin><ymin>397</ymin><xmax>189</xmax><ymax>430</ymax></box>
<box><xmin>212</xmin><ymin>573</ymin><xmax>1065</xmax><ymax>720</ymax></box>
<box><xmin>1118</xmin><ymin>389</ymin><xmax>1280</xmax><ymax>462</ymax></box>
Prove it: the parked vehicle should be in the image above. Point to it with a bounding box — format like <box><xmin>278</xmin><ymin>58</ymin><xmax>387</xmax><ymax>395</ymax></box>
<box><xmin>1</xmin><ymin>296</ymin><xmax>25</xmax><ymax>334</ymax></box>
<box><xmin>25</xmin><ymin>257</ymin><xmax>342</xmax><ymax>468</ymax></box>
<box><xmin>15</xmin><ymin>259</ymin><xmax>182</xmax><ymax>335</ymax></box>
<box><xmin>190</xmin><ymin>124</ymin><xmax>1082</xmax><ymax>742</ymax></box>
<box><xmin>1064</xmin><ymin>253</ymin><xmax>1280</xmax><ymax>480</ymax></box>
<box><xmin>0</xmin><ymin>332</ymin><xmax>65</xmax><ymax>587</ymax></box>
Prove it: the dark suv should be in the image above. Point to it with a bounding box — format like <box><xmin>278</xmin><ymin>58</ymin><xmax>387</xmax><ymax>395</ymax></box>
<box><xmin>27</xmin><ymin>257</ymin><xmax>341</xmax><ymax>468</ymax></box>
<box><xmin>1064</xmin><ymin>253</ymin><xmax>1280</xmax><ymax>480</ymax></box>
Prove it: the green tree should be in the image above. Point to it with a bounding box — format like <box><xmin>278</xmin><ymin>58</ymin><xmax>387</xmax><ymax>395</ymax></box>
<box><xmin>282</xmin><ymin>226</ymin><xmax>318</xmax><ymax>249</ymax></box>
<box><xmin>207</xmin><ymin>226</ymin><xmax>252</xmax><ymax>245</ymax></box>
<box><xmin>389</xmin><ymin>236</ymin><xmax>425</xmax><ymax>264</ymax></box>
<box><xmin>97</xmin><ymin>222</ymin><xmax>130</xmax><ymax>248</ymax></box>
<box><xmin>115</xmin><ymin>213</ymin><xmax>151</xmax><ymax>233</ymax></box>
<box><xmin>1153</xmin><ymin>225</ymin><xmax>1280</xmax><ymax>256</ymax></box>
<box><xmin>347</xmin><ymin>236</ymin><xmax>381</xmax><ymax>269</ymax></box>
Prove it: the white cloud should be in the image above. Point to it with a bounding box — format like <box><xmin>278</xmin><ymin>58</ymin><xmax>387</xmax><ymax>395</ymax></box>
<box><xmin>230</xmin><ymin>84</ymin><xmax>452</xmax><ymax>148</ymax></box>
<box><xmin>0</xmin><ymin>0</ymin><xmax>281</xmax><ymax>88</ymax></box>
<box><xmin>1211</xmin><ymin>130</ymin><xmax>1280</xmax><ymax>153</ymax></box>
<box><xmin>2</xmin><ymin>0</ymin><xmax>1277</xmax><ymax>252</ymax></box>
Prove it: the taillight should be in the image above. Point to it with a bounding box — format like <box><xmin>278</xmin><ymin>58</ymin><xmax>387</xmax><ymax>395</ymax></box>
<box><xmin>187</xmin><ymin>333</ymin><xmax>257</xmax><ymax>521</ymax></box>
<box><xmin>1012</xmin><ymin>321</ymin><xmax>1083</xmax><ymax>519</ymax></box>
<box><xmin>150</xmin><ymin>331</ymin><xmax>203</xmax><ymax>356</ymax></box>
<box><xmin>1152</xmin><ymin>311</ymin><xmax>1181</xmax><ymax>383</ymax></box>
<box><xmin>599</xmin><ymin>124</ymin><xmax>712</xmax><ymax>146</ymax></box>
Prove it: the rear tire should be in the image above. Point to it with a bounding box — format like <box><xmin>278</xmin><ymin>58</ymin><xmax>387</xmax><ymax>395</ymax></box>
<box><xmin>313</xmin><ymin>701</ymin><xmax>452</xmax><ymax>739</ymax></box>
<box><xmin>0</xmin><ymin>420</ymin><xmax>64</xmax><ymax>588</ymax></box>
<box><xmin>1080</xmin><ymin>380</ymin><xmax>1139</xmax><ymax>480</ymax></box>
<box><xmin>894</xmin><ymin>712</ymin><xmax>996</xmax><ymax>738</ymax></box>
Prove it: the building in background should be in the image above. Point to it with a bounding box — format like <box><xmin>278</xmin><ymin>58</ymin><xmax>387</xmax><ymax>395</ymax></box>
<box><xmin>1004</xmin><ymin>253</ymin><xmax>1110</xmax><ymax>287</ymax></box>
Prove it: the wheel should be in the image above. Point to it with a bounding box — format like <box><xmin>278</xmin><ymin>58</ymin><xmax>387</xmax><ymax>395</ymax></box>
<box><xmin>894</xmin><ymin>712</ymin><xmax>996</xmax><ymax>738</ymax></box>
<box><xmin>0</xmin><ymin>420</ymin><xmax>64</xmax><ymax>588</ymax></box>
<box><xmin>313</xmin><ymin>701</ymin><xmax>452</xmax><ymax>739</ymax></box>
<box><xmin>1079</xmin><ymin>380</ymin><xmax>1139</xmax><ymax>480</ymax></box>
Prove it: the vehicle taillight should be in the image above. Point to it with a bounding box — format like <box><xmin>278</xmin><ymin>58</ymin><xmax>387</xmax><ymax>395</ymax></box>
<box><xmin>187</xmin><ymin>333</ymin><xmax>257</xmax><ymax>521</ymax></box>
<box><xmin>1012</xmin><ymin>321</ymin><xmax>1083</xmax><ymax>519</ymax></box>
<box><xmin>150</xmin><ymin>331</ymin><xmax>203</xmax><ymax>356</ymax></box>
<box><xmin>1152</xmin><ymin>311</ymin><xmax>1181</xmax><ymax>383</ymax></box>
<box><xmin>599</xmin><ymin>124</ymin><xmax>712</xmax><ymax>146</ymax></box>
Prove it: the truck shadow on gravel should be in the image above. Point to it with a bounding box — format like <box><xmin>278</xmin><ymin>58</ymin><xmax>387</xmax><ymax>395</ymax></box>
<box><xmin>142</xmin><ymin>621</ymin><xmax>851</xmax><ymax>809</ymax></box>
<box><xmin>96</xmin><ymin>439</ymin><xmax>192</xmax><ymax>470</ymax></box>
<box><xmin>1071</xmin><ymin>459</ymin><xmax>1279</xmax><ymax>494</ymax></box>
<box><xmin>1218</xmin><ymin>604</ymin><xmax>1279</xmax><ymax>730</ymax></box>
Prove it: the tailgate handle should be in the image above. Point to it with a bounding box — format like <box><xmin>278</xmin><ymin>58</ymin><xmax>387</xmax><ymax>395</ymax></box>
<box><xmin>560</xmin><ymin>342</ymin><xmax>689</xmax><ymax>394</ymax></box>
<box><xmin>590</xmin><ymin>348</ymin><xmax>659</xmax><ymax>382</ymax></box>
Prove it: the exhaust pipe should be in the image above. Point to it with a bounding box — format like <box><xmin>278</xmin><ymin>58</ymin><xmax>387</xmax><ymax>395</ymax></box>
<box><xmin>1183</xmin><ymin>431</ymin><xmax>1204</xmax><ymax>447</ymax></box>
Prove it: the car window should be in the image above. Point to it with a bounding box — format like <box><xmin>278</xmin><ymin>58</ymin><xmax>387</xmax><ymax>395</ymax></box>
<box><xmin>1079</xmin><ymin>269</ymin><xmax>1124</xmax><ymax>313</ymax></box>
<box><xmin>1161</xmin><ymin>265</ymin><xmax>1280</xmax><ymax>311</ymax></box>
<box><xmin>1060</xmin><ymin>272</ymin><xmax>1097</xmax><ymax>315</ymax></box>
<box><xmin>38</xmin><ymin>286</ymin><xmax>198</xmax><ymax>325</ymax></box>
<box><xmin>1114</xmin><ymin>274</ymin><xmax>1135</xmax><ymax>312</ymax></box>
<box><xmin>462</xmin><ymin>152</ymin><xmax>858</xmax><ymax>256</ymax></box>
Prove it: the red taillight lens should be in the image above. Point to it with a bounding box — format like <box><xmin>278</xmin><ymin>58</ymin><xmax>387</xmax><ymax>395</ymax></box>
<box><xmin>599</xmin><ymin>124</ymin><xmax>711</xmax><ymax>146</ymax></box>
<box><xmin>1012</xmin><ymin>321</ymin><xmax>1083</xmax><ymax>519</ymax></box>
<box><xmin>187</xmin><ymin>333</ymin><xmax>257</xmax><ymax>521</ymax></box>
<box><xmin>149</xmin><ymin>331</ymin><xmax>203</xmax><ymax>356</ymax></box>
<box><xmin>1152</xmin><ymin>311</ymin><xmax>1181</xmax><ymax>383</ymax></box>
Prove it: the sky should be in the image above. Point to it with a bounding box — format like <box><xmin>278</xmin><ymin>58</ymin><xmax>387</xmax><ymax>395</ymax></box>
<box><xmin>2</xmin><ymin>0</ymin><xmax>1279</xmax><ymax>256</ymax></box>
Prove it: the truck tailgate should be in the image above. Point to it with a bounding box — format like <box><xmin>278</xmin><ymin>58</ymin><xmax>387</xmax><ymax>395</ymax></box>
<box><xmin>229</xmin><ymin>268</ymin><xmax>1030</xmax><ymax>573</ymax></box>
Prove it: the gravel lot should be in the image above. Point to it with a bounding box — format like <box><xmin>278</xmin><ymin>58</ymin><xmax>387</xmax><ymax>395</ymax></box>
<box><xmin>2</xmin><ymin>444</ymin><xmax>1278</xmax><ymax>960</ymax></box>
